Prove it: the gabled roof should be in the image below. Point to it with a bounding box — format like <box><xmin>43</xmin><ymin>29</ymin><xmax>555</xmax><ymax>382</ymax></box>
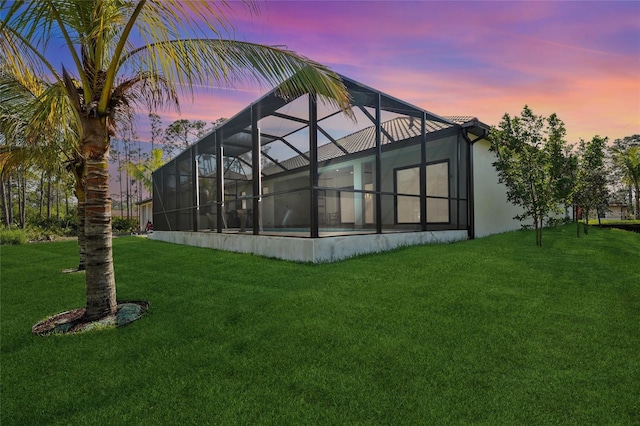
<box><xmin>178</xmin><ymin>72</ymin><xmax>489</xmax><ymax>177</ymax></box>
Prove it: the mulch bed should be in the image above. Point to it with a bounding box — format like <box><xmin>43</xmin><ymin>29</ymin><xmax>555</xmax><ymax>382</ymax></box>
<box><xmin>32</xmin><ymin>301</ymin><xmax>149</xmax><ymax>335</ymax></box>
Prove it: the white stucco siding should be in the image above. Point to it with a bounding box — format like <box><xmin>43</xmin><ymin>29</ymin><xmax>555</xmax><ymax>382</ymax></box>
<box><xmin>138</xmin><ymin>200</ymin><xmax>153</xmax><ymax>231</ymax></box>
<box><xmin>604</xmin><ymin>205</ymin><xmax>628</xmax><ymax>220</ymax></box>
<box><xmin>472</xmin><ymin>138</ymin><xmax>524</xmax><ymax>238</ymax></box>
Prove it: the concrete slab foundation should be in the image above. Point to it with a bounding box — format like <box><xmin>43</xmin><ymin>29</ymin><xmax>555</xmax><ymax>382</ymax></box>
<box><xmin>149</xmin><ymin>230</ymin><xmax>468</xmax><ymax>263</ymax></box>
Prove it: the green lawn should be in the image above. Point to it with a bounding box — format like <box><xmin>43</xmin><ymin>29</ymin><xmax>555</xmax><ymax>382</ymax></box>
<box><xmin>587</xmin><ymin>218</ymin><xmax>640</xmax><ymax>225</ymax></box>
<box><xmin>1</xmin><ymin>225</ymin><xmax>639</xmax><ymax>425</ymax></box>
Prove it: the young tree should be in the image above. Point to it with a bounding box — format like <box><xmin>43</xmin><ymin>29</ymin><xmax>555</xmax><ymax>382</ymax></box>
<box><xmin>546</xmin><ymin>114</ymin><xmax>577</xmax><ymax>218</ymax></box>
<box><xmin>1</xmin><ymin>0</ymin><xmax>351</xmax><ymax>323</ymax></box>
<box><xmin>489</xmin><ymin>106</ymin><xmax>571</xmax><ymax>246</ymax></box>
<box><xmin>574</xmin><ymin>136</ymin><xmax>610</xmax><ymax>235</ymax></box>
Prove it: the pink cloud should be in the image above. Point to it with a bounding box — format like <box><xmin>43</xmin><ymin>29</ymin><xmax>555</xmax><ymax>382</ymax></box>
<box><xmin>130</xmin><ymin>87</ymin><xmax>263</xmax><ymax>144</ymax></box>
<box><xmin>135</xmin><ymin>1</ymin><xmax>639</xmax><ymax>146</ymax></box>
<box><xmin>352</xmin><ymin>57</ymin><xmax>639</xmax><ymax>144</ymax></box>
<box><xmin>107</xmin><ymin>0</ymin><xmax>639</xmax><ymax>194</ymax></box>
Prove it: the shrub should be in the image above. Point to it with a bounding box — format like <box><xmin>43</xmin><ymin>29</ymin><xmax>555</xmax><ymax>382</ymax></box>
<box><xmin>0</xmin><ymin>228</ymin><xmax>28</xmax><ymax>245</ymax></box>
<box><xmin>24</xmin><ymin>226</ymin><xmax>58</xmax><ymax>242</ymax></box>
<box><xmin>112</xmin><ymin>217</ymin><xmax>139</xmax><ymax>233</ymax></box>
<box><xmin>545</xmin><ymin>216</ymin><xmax>573</xmax><ymax>228</ymax></box>
<box><xmin>28</xmin><ymin>216</ymin><xmax>77</xmax><ymax>237</ymax></box>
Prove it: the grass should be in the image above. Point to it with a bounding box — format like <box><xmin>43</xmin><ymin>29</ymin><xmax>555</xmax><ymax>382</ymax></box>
<box><xmin>587</xmin><ymin>218</ymin><xmax>640</xmax><ymax>225</ymax></box>
<box><xmin>1</xmin><ymin>225</ymin><xmax>639</xmax><ymax>424</ymax></box>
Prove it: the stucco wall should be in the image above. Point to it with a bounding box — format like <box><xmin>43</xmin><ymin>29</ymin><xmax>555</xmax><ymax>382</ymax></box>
<box><xmin>138</xmin><ymin>201</ymin><xmax>153</xmax><ymax>231</ymax></box>
<box><xmin>603</xmin><ymin>205</ymin><xmax>629</xmax><ymax>220</ymax></box>
<box><xmin>472</xmin><ymin>138</ymin><xmax>524</xmax><ymax>237</ymax></box>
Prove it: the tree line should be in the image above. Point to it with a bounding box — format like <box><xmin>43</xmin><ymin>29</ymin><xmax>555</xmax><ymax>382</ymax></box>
<box><xmin>0</xmin><ymin>103</ymin><xmax>215</xmax><ymax>232</ymax></box>
<box><xmin>108</xmin><ymin>115</ymin><xmax>224</xmax><ymax>224</ymax></box>
<box><xmin>489</xmin><ymin>105</ymin><xmax>639</xmax><ymax>246</ymax></box>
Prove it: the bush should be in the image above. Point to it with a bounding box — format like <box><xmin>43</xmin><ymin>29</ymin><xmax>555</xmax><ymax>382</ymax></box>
<box><xmin>112</xmin><ymin>217</ymin><xmax>139</xmax><ymax>233</ymax></box>
<box><xmin>24</xmin><ymin>226</ymin><xmax>62</xmax><ymax>242</ymax></box>
<box><xmin>545</xmin><ymin>216</ymin><xmax>573</xmax><ymax>228</ymax></box>
<box><xmin>0</xmin><ymin>228</ymin><xmax>28</xmax><ymax>245</ymax></box>
<box><xmin>28</xmin><ymin>216</ymin><xmax>77</xmax><ymax>237</ymax></box>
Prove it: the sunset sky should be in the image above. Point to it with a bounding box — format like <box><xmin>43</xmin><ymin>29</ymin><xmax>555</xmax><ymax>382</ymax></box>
<box><xmin>151</xmin><ymin>0</ymin><xmax>639</xmax><ymax>147</ymax></box>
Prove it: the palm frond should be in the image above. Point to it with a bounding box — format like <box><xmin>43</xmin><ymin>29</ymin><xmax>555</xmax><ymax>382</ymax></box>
<box><xmin>111</xmin><ymin>71</ymin><xmax>180</xmax><ymax>115</ymax></box>
<box><xmin>0</xmin><ymin>63</ymin><xmax>80</xmax><ymax>164</ymax></box>
<box><xmin>0</xmin><ymin>146</ymin><xmax>34</xmax><ymax>177</ymax></box>
<box><xmin>122</xmin><ymin>39</ymin><xmax>353</xmax><ymax>116</ymax></box>
<box><xmin>3</xmin><ymin>0</ymin><xmax>353</xmax><ymax>135</ymax></box>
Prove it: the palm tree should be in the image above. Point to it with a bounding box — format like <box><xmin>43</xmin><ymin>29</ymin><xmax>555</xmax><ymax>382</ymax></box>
<box><xmin>1</xmin><ymin>0</ymin><xmax>351</xmax><ymax>322</ymax></box>
<box><xmin>612</xmin><ymin>146</ymin><xmax>640</xmax><ymax>219</ymax></box>
<box><xmin>1</xmin><ymin>56</ymin><xmax>88</xmax><ymax>268</ymax></box>
<box><xmin>126</xmin><ymin>148</ymin><xmax>164</xmax><ymax>192</ymax></box>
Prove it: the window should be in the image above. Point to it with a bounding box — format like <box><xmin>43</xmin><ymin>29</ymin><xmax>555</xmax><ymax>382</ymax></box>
<box><xmin>364</xmin><ymin>183</ymin><xmax>374</xmax><ymax>224</ymax></box>
<box><xmin>426</xmin><ymin>161</ymin><xmax>449</xmax><ymax>223</ymax></box>
<box><xmin>396</xmin><ymin>166</ymin><xmax>420</xmax><ymax>223</ymax></box>
<box><xmin>340</xmin><ymin>191</ymin><xmax>355</xmax><ymax>223</ymax></box>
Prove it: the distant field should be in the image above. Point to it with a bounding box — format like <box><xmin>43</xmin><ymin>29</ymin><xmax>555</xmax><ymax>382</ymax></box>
<box><xmin>1</xmin><ymin>225</ymin><xmax>638</xmax><ymax>424</ymax></box>
<box><xmin>585</xmin><ymin>219</ymin><xmax>640</xmax><ymax>233</ymax></box>
<box><xmin>587</xmin><ymin>218</ymin><xmax>640</xmax><ymax>224</ymax></box>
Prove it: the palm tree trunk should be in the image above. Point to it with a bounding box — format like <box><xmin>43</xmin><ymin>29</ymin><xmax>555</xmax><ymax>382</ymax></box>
<box><xmin>76</xmin><ymin>198</ymin><xmax>86</xmax><ymax>271</ymax></box>
<box><xmin>82</xmin><ymin>117</ymin><xmax>117</xmax><ymax>321</ymax></box>
<box><xmin>71</xmin><ymin>155</ymin><xmax>87</xmax><ymax>271</ymax></box>
<box><xmin>84</xmin><ymin>157</ymin><xmax>116</xmax><ymax>320</ymax></box>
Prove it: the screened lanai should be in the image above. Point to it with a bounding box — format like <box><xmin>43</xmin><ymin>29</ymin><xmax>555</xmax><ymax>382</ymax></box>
<box><xmin>152</xmin><ymin>75</ymin><xmax>485</xmax><ymax>240</ymax></box>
